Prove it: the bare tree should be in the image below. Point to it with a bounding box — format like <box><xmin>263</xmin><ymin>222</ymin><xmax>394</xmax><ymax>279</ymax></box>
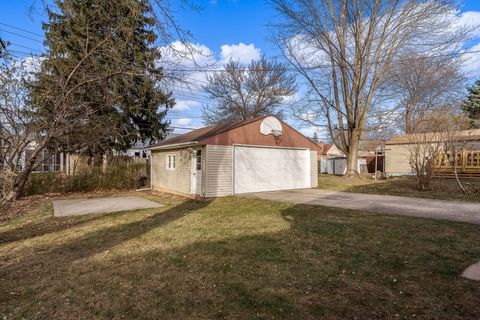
<box><xmin>0</xmin><ymin>58</ymin><xmax>35</xmax><ymax>201</ymax></box>
<box><xmin>407</xmin><ymin>107</ymin><xmax>469</xmax><ymax>191</ymax></box>
<box><xmin>385</xmin><ymin>51</ymin><xmax>465</xmax><ymax>133</ymax></box>
<box><xmin>435</xmin><ymin>111</ymin><xmax>470</xmax><ymax>194</ymax></box>
<box><xmin>407</xmin><ymin>131</ymin><xmax>441</xmax><ymax>190</ymax></box>
<box><xmin>202</xmin><ymin>56</ymin><xmax>296</xmax><ymax>125</ymax></box>
<box><xmin>272</xmin><ymin>0</ymin><xmax>466</xmax><ymax>175</ymax></box>
<box><xmin>1</xmin><ymin>8</ymin><xmax>160</xmax><ymax>204</ymax></box>
<box><xmin>1</xmin><ymin>0</ymin><xmax>197</xmax><ymax>205</ymax></box>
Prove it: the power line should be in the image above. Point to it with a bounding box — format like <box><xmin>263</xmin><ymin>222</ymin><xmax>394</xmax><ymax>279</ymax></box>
<box><xmin>5</xmin><ymin>37</ymin><xmax>480</xmax><ymax>74</ymax></box>
<box><xmin>174</xmin><ymin>94</ymin><xmax>208</xmax><ymax>102</ymax></box>
<box><xmin>0</xmin><ymin>28</ymin><xmax>44</xmax><ymax>43</ymax></box>
<box><xmin>6</xmin><ymin>49</ymin><xmax>38</xmax><ymax>57</ymax></box>
<box><xmin>168</xmin><ymin>111</ymin><xmax>203</xmax><ymax>117</ymax></box>
<box><xmin>169</xmin><ymin>126</ymin><xmax>197</xmax><ymax>130</ymax></box>
<box><xmin>168</xmin><ymin>116</ymin><xmax>202</xmax><ymax>119</ymax></box>
<box><xmin>160</xmin><ymin>49</ymin><xmax>480</xmax><ymax>73</ymax></box>
<box><xmin>4</xmin><ymin>21</ymin><xmax>480</xmax><ymax>78</ymax></box>
<box><xmin>0</xmin><ymin>22</ymin><xmax>44</xmax><ymax>38</ymax></box>
<box><xmin>9</xmin><ymin>42</ymin><xmax>44</xmax><ymax>53</ymax></box>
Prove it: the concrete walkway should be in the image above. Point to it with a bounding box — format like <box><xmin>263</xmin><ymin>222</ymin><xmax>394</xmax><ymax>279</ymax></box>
<box><xmin>462</xmin><ymin>261</ymin><xmax>480</xmax><ymax>281</ymax></box>
<box><xmin>243</xmin><ymin>189</ymin><xmax>480</xmax><ymax>225</ymax></box>
<box><xmin>53</xmin><ymin>196</ymin><xmax>162</xmax><ymax>217</ymax></box>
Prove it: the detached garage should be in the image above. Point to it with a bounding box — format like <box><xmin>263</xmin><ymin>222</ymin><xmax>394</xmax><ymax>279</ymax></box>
<box><xmin>148</xmin><ymin>116</ymin><xmax>319</xmax><ymax>198</ymax></box>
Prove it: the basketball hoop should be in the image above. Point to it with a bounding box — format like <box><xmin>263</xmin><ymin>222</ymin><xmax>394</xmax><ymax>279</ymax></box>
<box><xmin>271</xmin><ymin>129</ymin><xmax>282</xmax><ymax>137</ymax></box>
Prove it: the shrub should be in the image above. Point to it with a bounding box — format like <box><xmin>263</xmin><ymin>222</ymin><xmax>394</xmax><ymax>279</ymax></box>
<box><xmin>23</xmin><ymin>160</ymin><xmax>148</xmax><ymax>196</ymax></box>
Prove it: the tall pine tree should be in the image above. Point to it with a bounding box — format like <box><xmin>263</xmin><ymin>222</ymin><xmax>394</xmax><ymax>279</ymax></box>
<box><xmin>463</xmin><ymin>80</ymin><xmax>480</xmax><ymax>128</ymax></box>
<box><xmin>32</xmin><ymin>0</ymin><xmax>173</xmax><ymax>155</ymax></box>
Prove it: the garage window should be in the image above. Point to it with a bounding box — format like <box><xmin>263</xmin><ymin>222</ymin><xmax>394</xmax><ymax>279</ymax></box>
<box><xmin>166</xmin><ymin>155</ymin><xmax>176</xmax><ymax>170</ymax></box>
<box><xmin>196</xmin><ymin>150</ymin><xmax>202</xmax><ymax>170</ymax></box>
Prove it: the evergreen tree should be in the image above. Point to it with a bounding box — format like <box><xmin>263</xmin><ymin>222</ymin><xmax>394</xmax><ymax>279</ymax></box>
<box><xmin>463</xmin><ymin>80</ymin><xmax>480</xmax><ymax>128</ymax></box>
<box><xmin>32</xmin><ymin>0</ymin><xmax>173</xmax><ymax>154</ymax></box>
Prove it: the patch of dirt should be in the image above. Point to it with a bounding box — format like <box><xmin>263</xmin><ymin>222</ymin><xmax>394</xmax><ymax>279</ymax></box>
<box><xmin>0</xmin><ymin>195</ymin><xmax>50</xmax><ymax>223</ymax></box>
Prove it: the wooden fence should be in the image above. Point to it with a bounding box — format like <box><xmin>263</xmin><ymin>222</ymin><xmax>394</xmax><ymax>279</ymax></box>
<box><xmin>433</xmin><ymin>149</ymin><xmax>480</xmax><ymax>177</ymax></box>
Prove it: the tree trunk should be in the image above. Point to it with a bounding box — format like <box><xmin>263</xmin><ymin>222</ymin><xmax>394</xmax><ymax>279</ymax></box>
<box><xmin>346</xmin><ymin>134</ymin><xmax>360</xmax><ymax>176</ymax></box>
<box><xmin>405</xmin><ymin>108</ymin><xmax>413</xmax><ymax>134</ymax></box>
<box><xmin>1</xmin><ymin>141</ymin><xmax>48</xmax><ymax>204</ymax></box>
<box><xmin>450</xmin><ymin>150</ymin><xmax>468</xmax><ymax>195</ymax></box>
<box><xmin>3</xmin><ymin>168</ymin><xmax>32</xmax><ymax>203</ymax></box>
<box><xmin>452</xmin><ymin>164</ymin><xmax>468</xmax><ymax>194</ymax></box>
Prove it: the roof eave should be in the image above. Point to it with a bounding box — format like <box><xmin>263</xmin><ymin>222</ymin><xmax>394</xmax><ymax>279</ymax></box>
<box><xmin>147</xmin><ymin>141</ymin><xmax>199</xmax><ymax>151</ymax></box>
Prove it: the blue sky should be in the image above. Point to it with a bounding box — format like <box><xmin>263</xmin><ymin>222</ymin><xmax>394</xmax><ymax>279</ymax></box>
<box><xmin>2</xmin><ymin>0</ymin><xmax>480</xmax><ymax>137</ymax></box>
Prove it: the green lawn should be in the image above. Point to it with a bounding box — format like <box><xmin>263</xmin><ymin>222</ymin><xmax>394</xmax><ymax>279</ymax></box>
<box><xmin>1</xmin><ymin>192</ymin><xmax>480</xmax><ymax>319</ymax></box>
<box><xmin>318</xmin><ymin>174</ymin><xmax>480</xmax><ymax>202</ymax></box>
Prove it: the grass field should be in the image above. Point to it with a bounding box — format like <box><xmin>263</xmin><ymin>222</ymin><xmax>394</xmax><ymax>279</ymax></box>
<box><xmin>1</xmin><ymin>192</ymin><xmax>479</xmax><ymax>319</ymax></box>
<box><xmin>318</xmin><ymin>174</ymin><xmax>480</xmax><ymax>202</ymax></box>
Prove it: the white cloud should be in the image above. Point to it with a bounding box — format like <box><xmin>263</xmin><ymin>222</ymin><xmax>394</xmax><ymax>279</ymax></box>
<box><xmin>173</xmin><ymin>118</ymin><xmax>192</xmax><ymax>126</ymax></box>
<box><xmin>220</xmin><ymin>43</ymin><xmax>261</xmax><ymax>64</ymax></box>
<box><xmin>159</xmin><ymin>41</ymin><xmax>216</xmax><ymax>69</ymax></box>
<box><xmin>299</xmin><ymin>111</ymin><xmax>319</xmax><ymax>122</ymax></box>
<box><xmin>457</xmin><ymin>11</ymin><xmax>480</xmax><ymax>38</ymax></box>
<box><xmin>172</xmin><ymin>99</ymin><xmax>201</xmax><ymax>111</ymax></box>
<box><xmin>158</xmin><ymin>41</ymin><xmax>264</xmax><ymax>110</ymax></box>
<box><xmin>299</xmin><ymin>126</ymin><xmax>327</xmax><ymax>140</ymax></box>
<box><xmin>462</xmin><ymin>41</ymin><xmax>480</xmax><ymax>78</ymax></box>
<box><xmin>20</xmin><ymin>56</ymin><xmax>43</xmax><ymax>73</ymax></box>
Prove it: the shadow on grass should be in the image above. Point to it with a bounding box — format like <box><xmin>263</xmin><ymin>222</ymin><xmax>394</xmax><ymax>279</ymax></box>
<box><xmin>0</xmin><ymin>212</ymin><xmax>109</xmax><ymax>243</ymax></box>
<box><xmin>1</xmin><ymin>200</ymin><xmax>480</xmax><ymax>319</ymax></box>
<box><xmin>0</xmin><ymin>198</ymin><xmax>210</xmax><ymax>273</ymax></box>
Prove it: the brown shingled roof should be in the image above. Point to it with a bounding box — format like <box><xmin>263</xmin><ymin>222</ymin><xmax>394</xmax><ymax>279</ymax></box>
<box><xmin>149</xmin><ymin>116</ymin><xmax>268</xmax><ymax>148</ymax></box>
<box><xmin>321</xmin><ymin>143</ymin><xmax>333</xmax><ymax>155</ymax></box>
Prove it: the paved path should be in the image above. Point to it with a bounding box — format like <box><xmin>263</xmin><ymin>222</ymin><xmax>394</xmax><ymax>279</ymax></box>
<box><xmin>243</xmin><ymin>189</ymin><xmax>480</xmax><ymax>225</ymax></box>
<box><xmin>53</xmin><ymin>196</ymin><xmax>163</xmax><ymax>217</ymax></box>
<box><xmin>462</xmin><ymin>261</ymin><xmax>480</xmax><ymax>281</ymax></box>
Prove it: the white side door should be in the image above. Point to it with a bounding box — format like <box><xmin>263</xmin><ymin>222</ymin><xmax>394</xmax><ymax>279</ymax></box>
<box><xmin>191</xmin><ymin>149</ymin><xmax>202</xmax><ymax>195</ymax></box>
<box><xmin>234</xmin><ymin>146</ymin><xmax>310</xmax><ymax>194</ymax></box>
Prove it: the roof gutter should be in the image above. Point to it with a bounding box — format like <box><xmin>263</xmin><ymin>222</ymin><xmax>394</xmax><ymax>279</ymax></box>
<box><xmin>147</xmin><ymin>141</ymin><xmax>199</xmax><ymax>151</ymax></box>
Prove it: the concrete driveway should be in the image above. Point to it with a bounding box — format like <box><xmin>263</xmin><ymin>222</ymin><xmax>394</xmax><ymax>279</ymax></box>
<box><xmin>243</xmin><ymin>189</ymin><xmax>480</xmax><ymax>225</ymax></box>
<box><xmin>53</xmin><ymin>196</ymin><xmax>163</xmax><ymax>217</ymax></box>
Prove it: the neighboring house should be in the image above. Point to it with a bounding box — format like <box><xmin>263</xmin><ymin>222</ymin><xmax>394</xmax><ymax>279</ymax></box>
<box><xmin>385</xmin><ymin>129</ymin><xmax>480</xmax><ymax>176</ymax></box>
<box><xmin>122</xmin><ymin>141</ymin><xmax>151</xmax><ymax>159</ymax></box>
<box><xmin>318</xmin><ymin>143</ymin><xmax>373</xmax><ymax>175</ymax></box>
<box><xmin>121</xmin><ymin>133</ymin><xmax>180</xmax><ymax>159</ymax></box>
<box><xmin>24</xmin><ymin>148</ymin><xmax>63</xmax><ymax>173</ymax></box>
<box><xmin>8</xmin><ymin>142</ymin><xmax>64</xmax><ymax>173</ymax></box>
<box><xmin>318</xmin><ymin>143</ymin><xmax>345</xmax><ymax>174</ymax></box>
<box><xmin>147</xmin><ymin>116</ymin><xmax>320</xmax><ymax>198</ymax></box>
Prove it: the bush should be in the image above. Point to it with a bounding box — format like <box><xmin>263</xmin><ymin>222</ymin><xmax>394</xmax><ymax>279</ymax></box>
<box><xmin>24</xmin><ymin>161</ymin><xmax>148</xmax><ymax>196</ymax></box>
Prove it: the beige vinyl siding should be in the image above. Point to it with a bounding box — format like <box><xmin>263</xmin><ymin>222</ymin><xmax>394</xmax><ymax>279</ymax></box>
<box><xmin>310</xmin><ymin>150</ymin><xmax>318</xmax><ymax>187</ymax></box>
<box><xmin>151</xmin><ymin>149</ymin><xmax>191</xmax><ymax>194</ymax></box>
<box><xmin>385</xmin><ymin>144</ymin><xmax>413</xmax><ymax>175</ymax></box>
<box><xmin>386</xmin><ymin>141</ymin><xmax>480</xmax><ymax>176</ymax></box>
<box><xmin>205</xmin><ymin>145</ymin><xmax>233</xmax><ymax>197</ymax></box>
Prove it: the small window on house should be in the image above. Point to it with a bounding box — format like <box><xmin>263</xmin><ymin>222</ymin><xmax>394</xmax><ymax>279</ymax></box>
<box><xmin>196</xmin><ymin>150</ymin><xmax>202</xmax><ymax>170</ymax></box>
<box><xmin>166</xmin><ymin>155</ymin><xmax>176</xmax><ymax>170</ymax></box>
<box><xmin>134</xmin><ymin>152</ymin><xmax>140</xmax><ymax>158</ymax></box>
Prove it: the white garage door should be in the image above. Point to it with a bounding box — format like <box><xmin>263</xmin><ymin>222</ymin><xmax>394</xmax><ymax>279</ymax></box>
<box><xmin>234</xmin><ymin>146</ymin><xmax>311</xmax><ymax>194</ymax></box>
